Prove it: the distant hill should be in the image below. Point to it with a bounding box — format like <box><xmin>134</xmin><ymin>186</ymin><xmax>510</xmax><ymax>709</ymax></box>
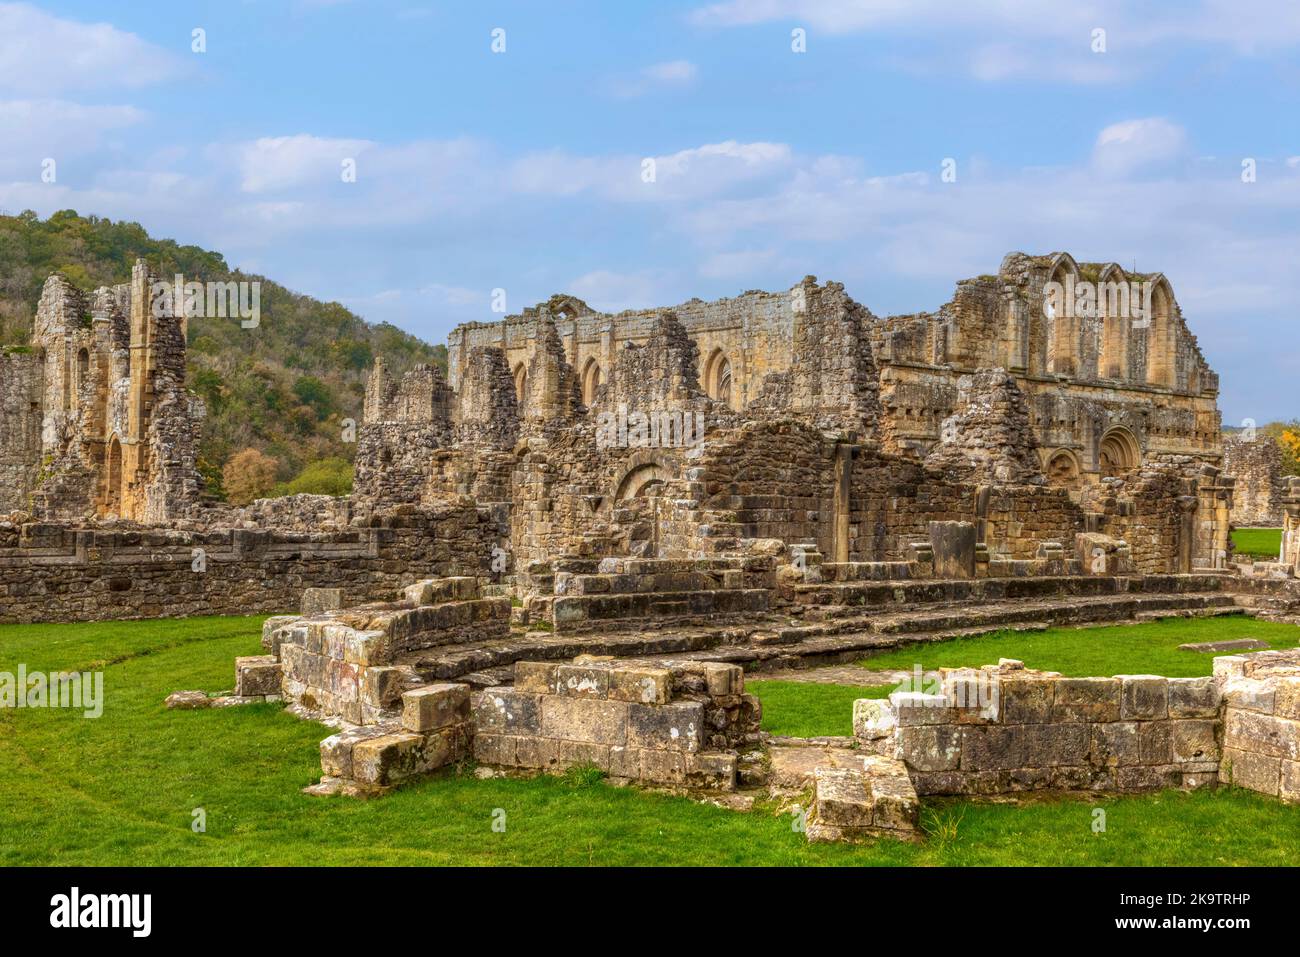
<box><xmin>0</xmin><ymin>209</ymin><xmax>446</xmax><ymax>499</ymax></box>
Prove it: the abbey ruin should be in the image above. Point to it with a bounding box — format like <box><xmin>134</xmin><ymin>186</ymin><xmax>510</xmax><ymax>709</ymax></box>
<box><xmin>4</xmin><ymin>252</ymin><xmax>1299</xmax><ymax>836</ymax></box>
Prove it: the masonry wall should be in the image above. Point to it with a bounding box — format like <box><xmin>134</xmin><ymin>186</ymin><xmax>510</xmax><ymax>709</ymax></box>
<box><xmin>0</xmin><ymin>504</ymin><xmax>500</xmax><ymax>624</ymax></box>
<box><xmin>0</xmin><ymin>351</ymin><xmax>42</xmax><ymax>514</ymax></box>
<box><xmin>856</xmin><ymin>662</ymin><xmax>1223</xmax><ymax>796</ymax></box>
<box><xmin>1223</xmin><ymin>435</ymin><xmax>1283</xmax><ymax>527</ymax></box>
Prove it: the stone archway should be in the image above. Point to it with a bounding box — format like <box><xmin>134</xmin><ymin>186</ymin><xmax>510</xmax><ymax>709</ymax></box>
<box><xmin>615</xmin><ymin>461</ymin><xmax>670</xmax><ymax>502</ymax></box>
<box><xmin>1046</xmin><ymin>449</ymin><xmax>1082</xmax><ymax>489</ymax></box>
<box><xmin>513</xmin><ymin>363</ymin><xmax>528</xmax><ymax>413</ymax></box>
<box><xmin>1099</xmin><ymin>428</ymin><xmax>1141</xmax><ymax>478</ymax></box>
<box><xmin>702</xmin><ymin>348</ymin><xmax>733</xmax><ymax>408</ymax></box>
<box><xmin>580</xmin><ymin>358</ymin><xmax>603</xmax><ymax>406</ymax></box>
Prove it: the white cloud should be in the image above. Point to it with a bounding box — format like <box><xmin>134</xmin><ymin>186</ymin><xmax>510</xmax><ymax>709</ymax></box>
<box><xmin>610</xmin><ymin>59</ymin><xmax>699</xmax><ymax>98</ymax></box>
<box><xmin>688</xmin><ymin>0</ymin><xmax>1300</xmax><ymax>82</ymax></box>
<box><xmin>0</xmin><ymin>2</ymin><xmax>183</xmax><ymax>94</ymax></box>
<box><xmin>568</xmin><ymin>269</ymin><xmax>680</xmax><ymax>313</ymax></box>
<box><xmin>234</xmin><ymin>135</ymin><xmax>375</xmax><ymax>193</ymax></box>
<box><xmin>1091</xmin><ymin>118</ymin><xmax>1188</xmax><ymax>176</ymax></box>
<box><xmin>0</xmin><ymin>99</ymin><xmax>145</xmax><ymax>176</ymax></box>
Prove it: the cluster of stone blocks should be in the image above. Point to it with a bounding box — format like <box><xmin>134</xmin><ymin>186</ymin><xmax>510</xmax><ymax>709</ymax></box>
<box><xmin>265</xmin><ymin>577</ymin><xmax>509</xmax><ymax>724</ymax></box>
<box><xmin>854</xmin><ymin>660</ymin><xmax>1224</xmax><ymax>795</ymax></box>
<box><xmin>807</xmin><ymin>756</ymin><xmax>920</xmax><ymax>843</ymax></box>
<box><xmin>1218</xmin><ymin>649</ymin><xmax>1300</xmax><ymax>801</ymax></box>
<box><xmin>471</xmin><ymin>657</ymin><xmax>760</xmax><ymax>789</ymax></box>
<box><xmin>314</xmin><ymin>682</ymin><xmax>473</xmax><ymax>794</ymax></box>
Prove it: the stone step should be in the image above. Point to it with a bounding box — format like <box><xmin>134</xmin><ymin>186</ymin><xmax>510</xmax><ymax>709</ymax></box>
<box><xmin>791</xmin><ymin>573</ymin><xmax>1226</xmax><ymax>609</ymax></box>
<box><xmin>391</xmin><ymin>590</ymin><xmax>1243</xmax><ymax>682</ymax></box>
<box><xmin>872</xmin><ymin>593</ymin><xmax>1238</xmax><ymax>636</ymax></box>
<box><xmin>558</xmin><ymin>569</ymin><xmax>742</xmax><ymax>596</ymax></box>
<box><xmin>551</xmin><ymin>588</ymin><xmax>771</xmax><ymax>634</ymax></box>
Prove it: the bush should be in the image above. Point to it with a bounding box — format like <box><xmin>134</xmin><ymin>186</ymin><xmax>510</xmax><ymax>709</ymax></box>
<box><xmin>222</xmin><ymin>447</ymin><xmax>280</xmax><ymax>504</ymax></box>
<box><xmin>270</xmin><ymin>457</ymin><xmax>353</xmax><ymax>498</ymax></box>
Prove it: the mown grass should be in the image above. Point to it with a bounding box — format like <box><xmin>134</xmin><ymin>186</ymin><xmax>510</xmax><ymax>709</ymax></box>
<box><xmin>1232</xmin><ymin>527</ymin><xmax>1283</xmax><ymax>559</ymax></box>
<box><xmin>1</xmin><ymin>615</ymin><xmax>1297</xmax><ymax>866</ymax></box>
<box><xmin>854</xmin><ymin>615</ymin><xmax>1300</xmax><ymax>679</ymax></box>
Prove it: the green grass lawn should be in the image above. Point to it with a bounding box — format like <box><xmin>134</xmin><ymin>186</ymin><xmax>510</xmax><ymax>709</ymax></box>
<box><xmin>1232</xmin><ymin>527</ymin><xmax>1283</xmax><ymax>559</ymax></box>
<box><xmin>855</xmin><ymin>615</ymin><xmax>1300</xmax><ymax>679</ymax></box>
<box><xmin>2</xmin><ymin>615</ymin><xmax>1298</xmax><ymax>866</ymax></box>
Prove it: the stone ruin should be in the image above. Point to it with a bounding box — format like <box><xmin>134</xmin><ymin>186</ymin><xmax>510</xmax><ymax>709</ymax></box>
<box><xmin>0</xmin><ymin>261</ymin><xmax>203</xmax><ymax>523</ymax></box>
<box><xmin>1223</xmin><ymin>433</ymin><xmax>1284</xmax><ymax>529</ymax></box>
<box><xmin>3</xmin><ymin>251</ymin><xmax>1299</xmax><ymax>841</ymax></box>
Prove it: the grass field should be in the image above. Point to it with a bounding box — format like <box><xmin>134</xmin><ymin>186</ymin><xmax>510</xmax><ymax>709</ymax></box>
<box><xmin>2</xmin><ymin>614</ymin><xmax>1298</xmax><ymax>866</ymax></box>
<box><xmin>1232</xmin><ymin>527</ymin><xmax>1284</xmax><ymax>559</ymax></box>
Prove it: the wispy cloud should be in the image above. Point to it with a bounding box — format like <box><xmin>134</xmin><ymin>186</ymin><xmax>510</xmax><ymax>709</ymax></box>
<box><xmin>0</xmin><ymin>2</ymin><xmax>183</xmax><ymax>94</ymax></box>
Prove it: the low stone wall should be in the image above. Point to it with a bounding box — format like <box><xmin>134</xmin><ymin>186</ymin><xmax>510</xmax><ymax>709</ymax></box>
<box><xmin>854</xmin><ymin>651</ymin><xmax>1300</xmax><ymax>804</ymax></box>
<box><xmin>1217</xmin><ymin>650</ymin><xmax>1300</xmax><ymax>801</ymax></box>
<box><xmin>855</xmin><ymin>660</ymin><xmax>1224</xmax><ymax>795</ymax></box>
<box><xmin>0</xmin><ymin>504</ymin><xmax>500</xmax><ymax>624</ymax></box>
<box><xmin>471</xmin><ymin>657</ymin><xmax>760</xmax><ymax>789</ymax></box>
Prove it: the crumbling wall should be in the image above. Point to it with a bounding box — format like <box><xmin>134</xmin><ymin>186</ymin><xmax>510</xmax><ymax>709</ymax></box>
<box><xmin>856</xmin><ymin>660</ymin><xmax>1223</xmax><ymax>796</ymax></box>
<box><xmin>0</xmin><ymin>350</ymin><xmax>42</xmax><ymax>513</ymax></box>
<box><xmin>354</xmin><ymin>363</ymin><xmax>455</xmax><ymax>506</ymax></box>
<box><xmin>1223</xmin><ymin>434</ymin><xmax>1283</xmax><ymax>527</ymax></box>
<box><xmin>472</xmin><ymin>657</ymin><xmax>759</xmax><ymax>789</ymax></box>
<box><xmin>0</xmin><ymin>504</ymin><xmax>499</xmax><ymax>624</ymax></box>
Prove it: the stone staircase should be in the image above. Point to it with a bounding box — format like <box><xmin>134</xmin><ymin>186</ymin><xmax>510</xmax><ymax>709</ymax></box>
<box><xmin>534</xmin><ymin>556</ymin><xmax>773</xmax><ymax>634</ymax></box>
<box><xmin>395</xmin><ymin>572</ymin><xmax>1249</xmax><ymax>686</ymax></box>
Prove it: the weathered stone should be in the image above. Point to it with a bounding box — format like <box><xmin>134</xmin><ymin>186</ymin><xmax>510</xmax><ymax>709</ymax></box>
<box><xmin>1052</xmin><ymin>678</ymin><xmax>1121</xmax><ymax>723</ymax></box>
<box><xmin>235</xmin><ymin>655</ymin><xmax>282</xmax><ymax>697</ymax></box>
<box><xmin>1118</xmin><ymin>675</ymin><xmax>1168</xmax><ymax>720</ymax></box>
<box><xmin>402</xmin><ymin>683</ymin><xmax>471</xmax><ymax>732</ymax></box>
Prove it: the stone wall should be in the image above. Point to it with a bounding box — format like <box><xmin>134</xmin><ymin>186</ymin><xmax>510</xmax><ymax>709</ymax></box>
<box><xmin>472</xmin><ymin>657</ymin><xmax>759</xmax><ymax>789</ymax></box>
<box><xmin>0</xmin><ymin>504</ymin><xmax>500</xmax><ymax>624</ymax></box>
<box><xmin>855</xmin><ymin>659</ymin><xmax>1223</xmax><ymax>796</ymax></box>
<box><xmin>1223</xmin><ymin>435</ymin><xmax>1283</xmax><ymax>527</ymax></box>
<box><xmin>1217</xmin><ymin>649</ymin><xmax>1300</xmax><ymax>801</ymax></box>
<box><xmin>0</xmin><ymin>350</ymin><xmax>42</xmax><ymax>513</ymax></box>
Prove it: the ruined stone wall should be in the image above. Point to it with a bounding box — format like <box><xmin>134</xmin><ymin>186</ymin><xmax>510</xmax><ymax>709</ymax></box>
<box><xmin>473</xmin><ymin>657</ymin><xmax>759</xmax><ymax>789</ymax></box>
<box><xmin>0</xmin><ymin>350</ymin><xmax>42</xmax><ymax>513</ymax></box>
<box><xmin>448</xmin><ymin>287</ymin><xmax>800</xmax><ymax>413</ymax></box>
<box><xmin>354</xmin><ymin>363</ymin><xmax>455</xmax><ymax>507</ymax></box>
<box><xmin>857</xmin><ymin>660</ymin><xmax>1223</xmax><ymax>796</ymax></box>
<box><xmin>1217</xmin><ymin>650</ymin><xmax>1300</xmax><ymax>801</ymax></box>
<box><xmin>0</xmin><ymin>504</ymin><xmax>500</xmax><ymax>624</ymax></box>
<box><xmin>1223</xmin><ymin>435</ymin><xmax>1283</xmax><ymax>527</ymax></box>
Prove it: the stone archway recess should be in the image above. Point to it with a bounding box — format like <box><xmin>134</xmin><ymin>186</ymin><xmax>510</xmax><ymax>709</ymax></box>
<box><xmin>580</xmin><ymin>358</ymin><xmax>602</xmax><ymax>406</ymax></box>
<box><xmin>105</xmin><ymin>435</ymin><xmax>122</xmax><ymax>515</ymax></box>
<box><xmin>513</xmin><ymin>364</ymin><xmax>528</xmax><ymax>412</ymax></box>
<box><xmin>1099</xmin><ymin>428</ymin><xmax>1141</xmax><ymax>478</ymax></box>
<box><xmin>1046</xmin><ymin>449</ymin><xmax>1082</xmax><ymax>488</ymax></box>
<box><xmin>701</xmin><ymin>348</ymin><xmax>733</xmax><ymax>408</ymax></box>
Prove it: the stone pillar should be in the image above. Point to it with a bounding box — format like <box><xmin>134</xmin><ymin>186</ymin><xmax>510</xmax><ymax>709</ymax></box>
<box><xmin>929</xmin><ymin>521</ymin><xmax>976</xmax><ymax>579</ymax></box>
<box><xmin>832</xmin><ymin>444</ymin><xmax>853</xmax><ymax>563</ymax></box>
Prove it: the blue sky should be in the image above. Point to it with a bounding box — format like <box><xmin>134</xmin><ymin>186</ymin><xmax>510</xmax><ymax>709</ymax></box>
<box><xmin>2</xmin><ymin>1</ymin><xmax>1299</xmax><ymax>423</ymax></box>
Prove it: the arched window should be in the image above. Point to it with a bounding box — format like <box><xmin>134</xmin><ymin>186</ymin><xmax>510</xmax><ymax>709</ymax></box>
<box><xmin>76</xmin><ymin>348</ymin><xmax>89</xmax><ymax>397</ymax></box>
<box><xmin>1144</xmin><ymin>278</ymin><xmax>1174</xmax><ymax>387</ymax></box>
<box><xmin>513</xmin><ymin>363</ymin><xmax>528</xmax><ymax>411</ymax></box>
<box><xmin>701</xmin><ymin>348</ymin><xmax>735</xmax><ymax>408</ymax></box>
<box><xmin>580</xmin><ymin>358</ymin><xmax>603</xmax><ymax>406</ymax></box>
<box><xmin>105</xmin><ymin>436</ymin><xmax>122</xmax><ymax>516</ymax></box>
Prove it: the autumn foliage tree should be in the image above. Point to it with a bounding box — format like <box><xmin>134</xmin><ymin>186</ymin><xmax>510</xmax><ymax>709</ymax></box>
<box><xmin>222</xmin><ymin>448</ymin><xmax>280</xmax><ymax>505</ymax></box>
